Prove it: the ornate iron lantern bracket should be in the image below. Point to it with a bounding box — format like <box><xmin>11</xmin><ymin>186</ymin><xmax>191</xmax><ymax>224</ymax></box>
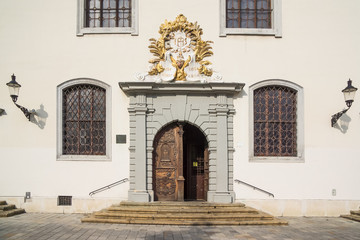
<box><xmin>331</xmin><ymin>79</ymin><xmax>357</xmax><ymax>127</ymax></box>
<box><xmin>6</xmin><ymin>74</ymin><xmax>36</xmax><ymax>121</ymax></box>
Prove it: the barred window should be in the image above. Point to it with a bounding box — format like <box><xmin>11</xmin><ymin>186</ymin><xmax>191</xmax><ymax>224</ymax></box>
<box><xmin>62</xmin><ymin>84</ymin><xmax>106</xmax><ymax>155</ymax></box>
<box><xmin>226</xmin><ymin>0</ymin><xmax>272</xmax><ymax>28</ymax></box>
<box><xmin>220</xmin><ymin>0</ymin><xmax>281</xmax><ymax>37</ymax></box>
<box><xmin>253</xmin><ymin>85</ymin><xmax>297</xmax><ymax>157</ymax></box>
<box><xmin>58</xmin><ymin>196</ymin><xmax>72</xmax><ymax>206</ymax></box>
<box><xmin>85</xmin><ymin>0</ymin><xmax>131</xmax><ymax>28</ymax></box>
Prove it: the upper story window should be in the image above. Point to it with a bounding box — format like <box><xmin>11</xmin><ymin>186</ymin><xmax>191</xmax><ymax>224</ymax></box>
<box><xmin>85</xmin><ymin>0</ymin><xmax>131</xmax><ymax>28</ymax></box>
<box><xmin>249</xmin><ymin>80</ymin><xmax>304</xmax><ymax>162</ymax></box>
<box><xmin>226</xmin><ymin>0</ymin><xmax>271</xmax><ymax>29</ymax></box>
<box><xmin>77</xmin><ymin>0</ymin><xmax>138</xmax><ymax>36</ymax></box>
<box><xmin>57</xmin><ymin>79</ymin><xmax>112</xmax><ymax>161</ymax></box>
<box><xmin>220</xmin><ymin>0</ymin><xmax>282</xmax><ymax>37</ymax></box>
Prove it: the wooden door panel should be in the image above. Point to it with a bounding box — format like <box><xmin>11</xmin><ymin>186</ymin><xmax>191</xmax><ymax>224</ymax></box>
<box><xmin>154</xmin><ymin>126</ymin><xmax>180</xmax><ymax>201</ymax></box>
<box><xmin>155</xmin><ymin>169</ymin><xmax>176</xmax><ymax>201</ymax></box>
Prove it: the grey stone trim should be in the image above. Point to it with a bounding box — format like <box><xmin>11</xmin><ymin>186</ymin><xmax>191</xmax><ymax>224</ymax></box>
<box><xmin>120</xmin><ymin>82</ymin><xmax>244</xmax><ymax>95</ymax></box>
<box><xmin>249</xmin><ymin>79</ymin><xmax>304</xmax><ymax>163</ymax></box>
<box><xmin>57</xmin><ymin>78</ymin><xmax>112</xmax><ymax>161</ymax></box>
<box><xmin>77</xmin><ymin>0</ymin><xmax>139</xmax><ymax>36</ymax></box>
<box><xmin>120</xmin><ymin>82</ymin><xmax>244</xmax><ymax>203</ymax></box>
<box><xmin>220</xmin><ymin>0</ymin><xmax>282</xmax><ymax>38</ymax></box>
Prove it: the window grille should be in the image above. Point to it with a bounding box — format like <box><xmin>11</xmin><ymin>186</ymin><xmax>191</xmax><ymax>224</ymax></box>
<box><xmin>226</xmin><ymin>0</ymin><xmax>272</xmax><ymax>28</ymax></box>
<box><xmin>62</xmin><ymin>84</ymin><xmax>106</xmax><ymax>155</ymax></box>
<box><xmin>58</xmin><ymin>196</ymin><xmax>72</xmax><ymax>206</ymax></box>
<box><xmin>253</xmin><ymin>85</ymin><xmax>297</xmax><ymax>157</ymax></box>
<box><xmin>85</xmin><ymin>0</ymin><xmax>131</xmax><ymax>28</ymax></box>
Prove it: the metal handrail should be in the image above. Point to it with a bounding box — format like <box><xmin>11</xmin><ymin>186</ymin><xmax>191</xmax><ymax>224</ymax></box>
<box><xmin>234</xmin><ymin>179</ymin><xmax>274</xmax><ymax>198</ymax></box>
<box><xmin>89</xmin><ymin>178</ymin><xmax>129</xmax><ymax>196</ymax></box>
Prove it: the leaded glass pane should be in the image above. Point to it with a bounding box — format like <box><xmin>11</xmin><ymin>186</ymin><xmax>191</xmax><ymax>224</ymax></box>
<box><xmin>226</xmin><ymin>0</ymin><xmax>272</xmax><ymax>29</ymax></box>
<box><xmin>254</xmin><ymin>85</ymin><xmax>297</xmax><ymax>157</ymax></box>
<box><xmin>63</xmin><ymin>84</ymin><xmax>106</xmax><ymax>155</ymax></box>
<box><xmin>85</xmin><ymin>0</ymin><xmax>131</xmax><ymax>28</ymax></box>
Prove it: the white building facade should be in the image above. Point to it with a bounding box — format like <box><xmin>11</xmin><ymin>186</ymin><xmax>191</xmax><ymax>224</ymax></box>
<box><xmin>0</xmin><ymin>0</ymin><xmax>359</xmax><ymax>216</ymax></box>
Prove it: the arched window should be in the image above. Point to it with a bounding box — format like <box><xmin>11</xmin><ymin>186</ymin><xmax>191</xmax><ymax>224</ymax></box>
<box><xmin>62</xmin><ymin>84</ymin><xmax>106</xmax><ymax>155</ymax></box>
<box><xmin>57</xmin><ymin>79</ymin><xmax>111</xmax><ymax>161</ymax></box>
<box><xmin>249</xmin><ymin>80</ymin><xmax>304</xmax><ymax>162</ymax></box>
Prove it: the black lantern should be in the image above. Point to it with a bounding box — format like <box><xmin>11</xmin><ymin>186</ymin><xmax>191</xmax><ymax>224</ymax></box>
<box><xmin>342</xmin><ymin>79</ymin><xmax>357</xmax><ymax>108</ymax></box>
<box><xmin>6</xmin><ymin>74</ymin><xmax>35</xmax><ymax>121</ymax></box>
<box><xmin>331</xmin><ymin>79</ymin><xmax>357</xmax><ymax>127</ymax></box>
<box><xmin>6</xmin><ymin>74</ymin><xmax>21</xmax><ymax>102</ymax></box>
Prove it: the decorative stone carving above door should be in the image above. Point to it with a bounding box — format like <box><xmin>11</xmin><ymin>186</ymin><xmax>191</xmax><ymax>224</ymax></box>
<box><xmin>135</xmin><ymin>14</ymin><xmax>222</xmax><ymax>83</ymax></box>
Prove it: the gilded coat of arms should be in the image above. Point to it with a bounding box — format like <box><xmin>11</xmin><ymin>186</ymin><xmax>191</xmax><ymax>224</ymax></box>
<box><xmin>136</xmin><ymin>14</ymin><xmax>222</xmax><ymax>82</ymax></box>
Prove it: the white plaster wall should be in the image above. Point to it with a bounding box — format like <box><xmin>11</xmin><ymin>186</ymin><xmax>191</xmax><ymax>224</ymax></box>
<box><xmin>0</xmin><ymin>0</ymin><xmax>359</xmax><ymax>214</ymax></box>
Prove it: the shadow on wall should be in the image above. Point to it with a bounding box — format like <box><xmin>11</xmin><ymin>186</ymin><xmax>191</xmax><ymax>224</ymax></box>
<box><xmin>0</xmin><ymin>108</ymin><xmax>7</xmax><ymax>116</ymax></box>
<box><xmin>333</xmin><ymin>113</ymin><xmax>351</xmax><ymax>134</ymax></box>
<box><xmin>30</xmin><ymin>104</ymin><xmax>48</xmax><ymax>129</ymax></box>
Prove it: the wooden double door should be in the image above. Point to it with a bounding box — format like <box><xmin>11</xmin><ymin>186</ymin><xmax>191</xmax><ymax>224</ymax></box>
<box><xmin>153</xmin><ymin>123</ymin><xmax>209</xmax><ymax>201</ymax></box>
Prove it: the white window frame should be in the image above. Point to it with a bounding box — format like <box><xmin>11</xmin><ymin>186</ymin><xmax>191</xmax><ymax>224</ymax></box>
<box><xmin>249</xmin><ymin>79</ymin><xmax>304</xmax><ymax>163</ymax></box>
<box><xmin>57</xmin><ymin>78</ymin><xmax>112</xmax><ymax>161</ymax></box>
<box><xmin>220</xmin><ymin>0</ymin><xmax>282</xmax><ymax>37</ymax></box>
<box><xmin>77</xmin><ymin>0</ymin><xmax>139</xmax><ymax>36</ymax></box>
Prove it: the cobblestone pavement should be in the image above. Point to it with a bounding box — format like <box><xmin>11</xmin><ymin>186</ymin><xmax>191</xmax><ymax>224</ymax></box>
<box><xmin>0</xmin><ymin>213</ymin><xmax>360</xmax><ymax>240</ymax></box>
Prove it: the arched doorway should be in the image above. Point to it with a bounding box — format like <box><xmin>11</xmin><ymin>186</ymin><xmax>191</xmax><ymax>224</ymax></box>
<box><xmin>153</xmin><ymin>122</ymin><xmax>209</xmax><ymax>201</ymax></box>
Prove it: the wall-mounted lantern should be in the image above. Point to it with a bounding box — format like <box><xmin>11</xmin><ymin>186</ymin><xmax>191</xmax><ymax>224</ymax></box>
<box><xmin>6</xmin><ymin>74</ymin><xmax>36</xmax><ymax>121</ymax></box>
<box><xmin>331</xmin><ymin>79</ymin><xmax>357</xmax><ymax>127</ymax></box>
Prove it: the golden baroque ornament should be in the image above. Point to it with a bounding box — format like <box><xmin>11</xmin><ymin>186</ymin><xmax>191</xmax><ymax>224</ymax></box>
<box><xmin>148</xmin><ymin>14</ymin><xmax>214</xmax><ymax>81</ymax></box>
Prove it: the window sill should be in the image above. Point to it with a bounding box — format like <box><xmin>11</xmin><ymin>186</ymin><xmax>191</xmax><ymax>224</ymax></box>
<box><xmin>77</xmin><ymin>27</ymin><xmax>138</xmax><ymax>36</ymax></box>
<box><xmin>220</xmin><ymin>28</ymin><xmax>282</xmax><ymax>38</ymax></box>
<box><xmin>57</xmin><ymin>155</ymin><xmax>111</xmax><ymax>162</ymax></box>
<box><xmin>249</xmin><ymin>156</ymin><xmax>304</xmax><ymax>163</ymax></box>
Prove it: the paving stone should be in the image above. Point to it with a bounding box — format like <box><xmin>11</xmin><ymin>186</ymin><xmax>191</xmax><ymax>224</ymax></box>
<box><xmin>0</xmin><ymin>213</ymin><xmax>360</xmax><ymax>239</ymax></box>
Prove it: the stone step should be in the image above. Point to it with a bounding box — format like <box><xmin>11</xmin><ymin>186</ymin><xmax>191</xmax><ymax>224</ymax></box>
<box><xmin>0</xmin><ymin>204</ymin><xmax>16</xmax><ymax>211</ymax></box>
<box><xmin>118</xmin><ymin>201</ymin><xmax>246</xmax><ymax>208</ymax></box>
<box><xmin>93</xmin><ymin>212</ymin><xmax>274</xmax><ymax>221</ymax></box>
<box><xmin>107</xmin><ymin>206</ymin><xmax>258</xmax><ymax>214</ymax></box>
<box><xmin>82</xmin><ymin>201</ymin><xmax>287</xmax><ymax>226</ymax></box>
<box><xmin>0</xmin><ymin>208</ymin><xmax>26</xmax><ymax>218</ymax></box>
<box><xmin>341</xmin><ymin>214</ymin><xmax>360</xmax><ymax>223</ymax></box>
<box><xmin>350</xmin><ymin>210</ymin><xmax>360</xmax><ymax>216</ymax></box>
<box><xmin>82</xmin><ymin>217</ymin><xmax>287</xmax><ymax>226</ymax></box>
<box><xmin>0</xmin><ymin>201</ymin><xmax>26</xmax><ymax>217</ymax></box>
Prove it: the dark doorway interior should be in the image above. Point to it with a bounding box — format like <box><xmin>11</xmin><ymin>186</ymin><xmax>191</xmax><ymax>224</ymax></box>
<box><xmin>183</xmin><ymin>124</ymin><xmax>209</xmax><ymax>201</ymax></box>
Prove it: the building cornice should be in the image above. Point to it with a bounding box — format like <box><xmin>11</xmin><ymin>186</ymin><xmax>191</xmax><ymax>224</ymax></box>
<box><xmin>119</xmin><ymin>82</ymin><xmax>244</xmax><ymax>95</ymax></box>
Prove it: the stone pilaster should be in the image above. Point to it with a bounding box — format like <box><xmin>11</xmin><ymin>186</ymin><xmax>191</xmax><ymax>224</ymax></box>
<box><xmin>128</xmin><ymin>94</ymin><xmax>151</xmax><ymax>202</ymax></box>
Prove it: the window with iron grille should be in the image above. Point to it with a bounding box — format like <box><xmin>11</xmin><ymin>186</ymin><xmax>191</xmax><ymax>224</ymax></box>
<box><xmin>85</xmin><ymin>0</ymin><xmax>131</xmax><ymax>28</ymax></box>
<box><xmin>58</xmin><ymin>196</ymin><xmax>72</xmax><ymax>206</ymax></box>
<box><xmin>77</xmin><ymin>0</ymin><xmax>138</xmax><ymax>36</ymax></box>
<box><xmin>226</xmin><ymin>0</ymin><xmax>272</xmax><ymax>29</ymax></box>
<box><xmin>220</xmin><ymin>0</ymin><xmax>281</xmax><ymax>37</ymax></box>
<box><xmin>253</xmin><ymin>85</ymin><xmax>297</xmax><ymax>157</ymax></box>
<box><xmin>62</xmin><ymin>84</ymin><xmax>106</xmax><ymax>155</ymax></box>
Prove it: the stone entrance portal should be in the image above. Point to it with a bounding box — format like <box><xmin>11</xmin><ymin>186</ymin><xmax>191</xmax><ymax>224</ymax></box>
<box><xmin>119</xmin><ymin>82</ymin><xmax>244</xmax><ymax>203</ymax></box>
<box><xmin>119</xmin><ymin>15</ymin><xmax>244</xmax><ymax>203</ymax></box>
<box><xmin>153</xmin><ymin>122</ymin><xmax>209</xmax><ymax>201</ymax></box>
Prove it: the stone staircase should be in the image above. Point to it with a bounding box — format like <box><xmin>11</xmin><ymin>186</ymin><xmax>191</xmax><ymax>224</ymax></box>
<box><xmin>0</xmin><ymin>201</ymin><xmax>25</xmax><ymax>217</ymax></box>
<box><xmin>82</xmin><ymin>201</ymin><xmax>287</xmax><ymax>225</ymax></box>
<box><xmin>341</xmin><ymin>209</ymin><xmax>360</xmax><ymax>222</ymax></box>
